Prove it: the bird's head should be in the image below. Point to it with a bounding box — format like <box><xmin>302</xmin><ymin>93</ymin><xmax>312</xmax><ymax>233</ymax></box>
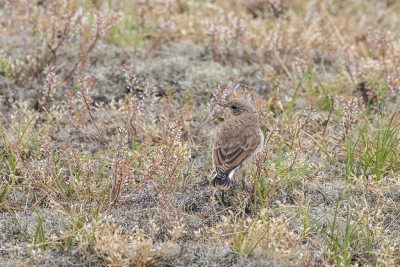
<box><xmin>217</xmin><ymin>98</ymin><xmax>258</xmax><ymax>117</ymax></box>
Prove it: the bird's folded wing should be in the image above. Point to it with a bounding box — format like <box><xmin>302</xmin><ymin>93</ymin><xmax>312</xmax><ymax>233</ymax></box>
<box><xmin>213</xmin><ymin>128</ymin><xmax>261</xmax><ymax>179</ymax></box>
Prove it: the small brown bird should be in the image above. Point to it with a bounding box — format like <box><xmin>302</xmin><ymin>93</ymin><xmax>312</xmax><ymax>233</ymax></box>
<box><xmin>210</xmin><ymin>98</ymin><xmax>264</xmax><ymax>190</ymax></box>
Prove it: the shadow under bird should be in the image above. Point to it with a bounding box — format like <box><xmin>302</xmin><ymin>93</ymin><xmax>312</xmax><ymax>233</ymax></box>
<box><xmin>210</xmin><ymin>98</ymin><xmax>264</xmax><ymax>191</ymax></box>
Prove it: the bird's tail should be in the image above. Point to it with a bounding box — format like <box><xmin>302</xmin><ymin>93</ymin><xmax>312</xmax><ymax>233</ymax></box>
<box><xmin>210</xmin><ymin>175</ymin><xmax>232</xmax><ymax>190</ymax></box>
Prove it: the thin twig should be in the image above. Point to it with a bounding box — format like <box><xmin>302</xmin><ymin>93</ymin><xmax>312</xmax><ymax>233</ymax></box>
<box><xmin>322</xmin><ymin>97</ymin><xmax>334</xmax><ymax>137</ymax></box>
<box><xmin>81</xmin><ymin>93</ymin><xmax>109</xmax><ymax>146</ymax></box>
<box><xmin>63</xmin><ymin>25</ymin><xmax>100</xmax><ymax>83</ymax></box>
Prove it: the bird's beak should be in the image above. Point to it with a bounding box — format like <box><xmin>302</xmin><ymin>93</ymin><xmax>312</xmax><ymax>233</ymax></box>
<box><xmin>217</xmin><ymin>102</ymin><xmax>227</xmax><ymax>107</ymax></box>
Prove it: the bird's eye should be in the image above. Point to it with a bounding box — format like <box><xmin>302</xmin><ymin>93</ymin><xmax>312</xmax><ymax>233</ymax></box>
<box><xmin>231</xmin><ymin>105</ymin><xmax>237</xmax><ymax>110</ymax></box>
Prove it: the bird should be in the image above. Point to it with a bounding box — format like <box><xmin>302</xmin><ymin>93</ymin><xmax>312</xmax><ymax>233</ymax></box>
<box><xmin>210</xmin><ymin>98</ymin><xmax>264</xmax><ymax>192</ymax></box>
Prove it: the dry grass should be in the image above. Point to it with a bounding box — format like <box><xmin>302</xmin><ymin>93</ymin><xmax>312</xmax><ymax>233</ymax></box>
<box><xmin>1</xmin><ymin>0</ymin><xmax>400</xmax><ymax>266</ymax></box>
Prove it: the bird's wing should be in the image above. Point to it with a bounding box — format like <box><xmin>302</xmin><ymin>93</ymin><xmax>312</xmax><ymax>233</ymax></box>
<box><xmin>213</xmin><ymin>126</ymin><xmax>262</xmax><ymax>179</ymax></box>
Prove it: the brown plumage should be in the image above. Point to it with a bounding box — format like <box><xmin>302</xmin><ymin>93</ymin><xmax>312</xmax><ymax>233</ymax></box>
<box><xmin>210</xmin><ymin>98</ymin><xmax>264</xmax><ymax>190</ymax></box>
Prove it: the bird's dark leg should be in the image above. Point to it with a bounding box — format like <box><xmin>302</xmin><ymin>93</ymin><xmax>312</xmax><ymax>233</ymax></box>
<box><xmin>210</xmin><ymin>190</ymin><xmax>215</xmax><ymax>228</ymax></box>
<box><xmin>221</xmin><ymin>190</ymin><xmax>225</xmax><ymax>203</ymax></box>
<box><xmin>241</xmin><ymin>172</ymin><xmax>246</xmax><ymax>191</ymax></box>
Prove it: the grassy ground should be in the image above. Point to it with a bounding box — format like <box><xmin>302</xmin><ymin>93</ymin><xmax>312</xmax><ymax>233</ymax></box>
<box><xmin>1</xmin><ymin>0</ymin><xmax>400</xmax><ymax>266</ymax></box>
